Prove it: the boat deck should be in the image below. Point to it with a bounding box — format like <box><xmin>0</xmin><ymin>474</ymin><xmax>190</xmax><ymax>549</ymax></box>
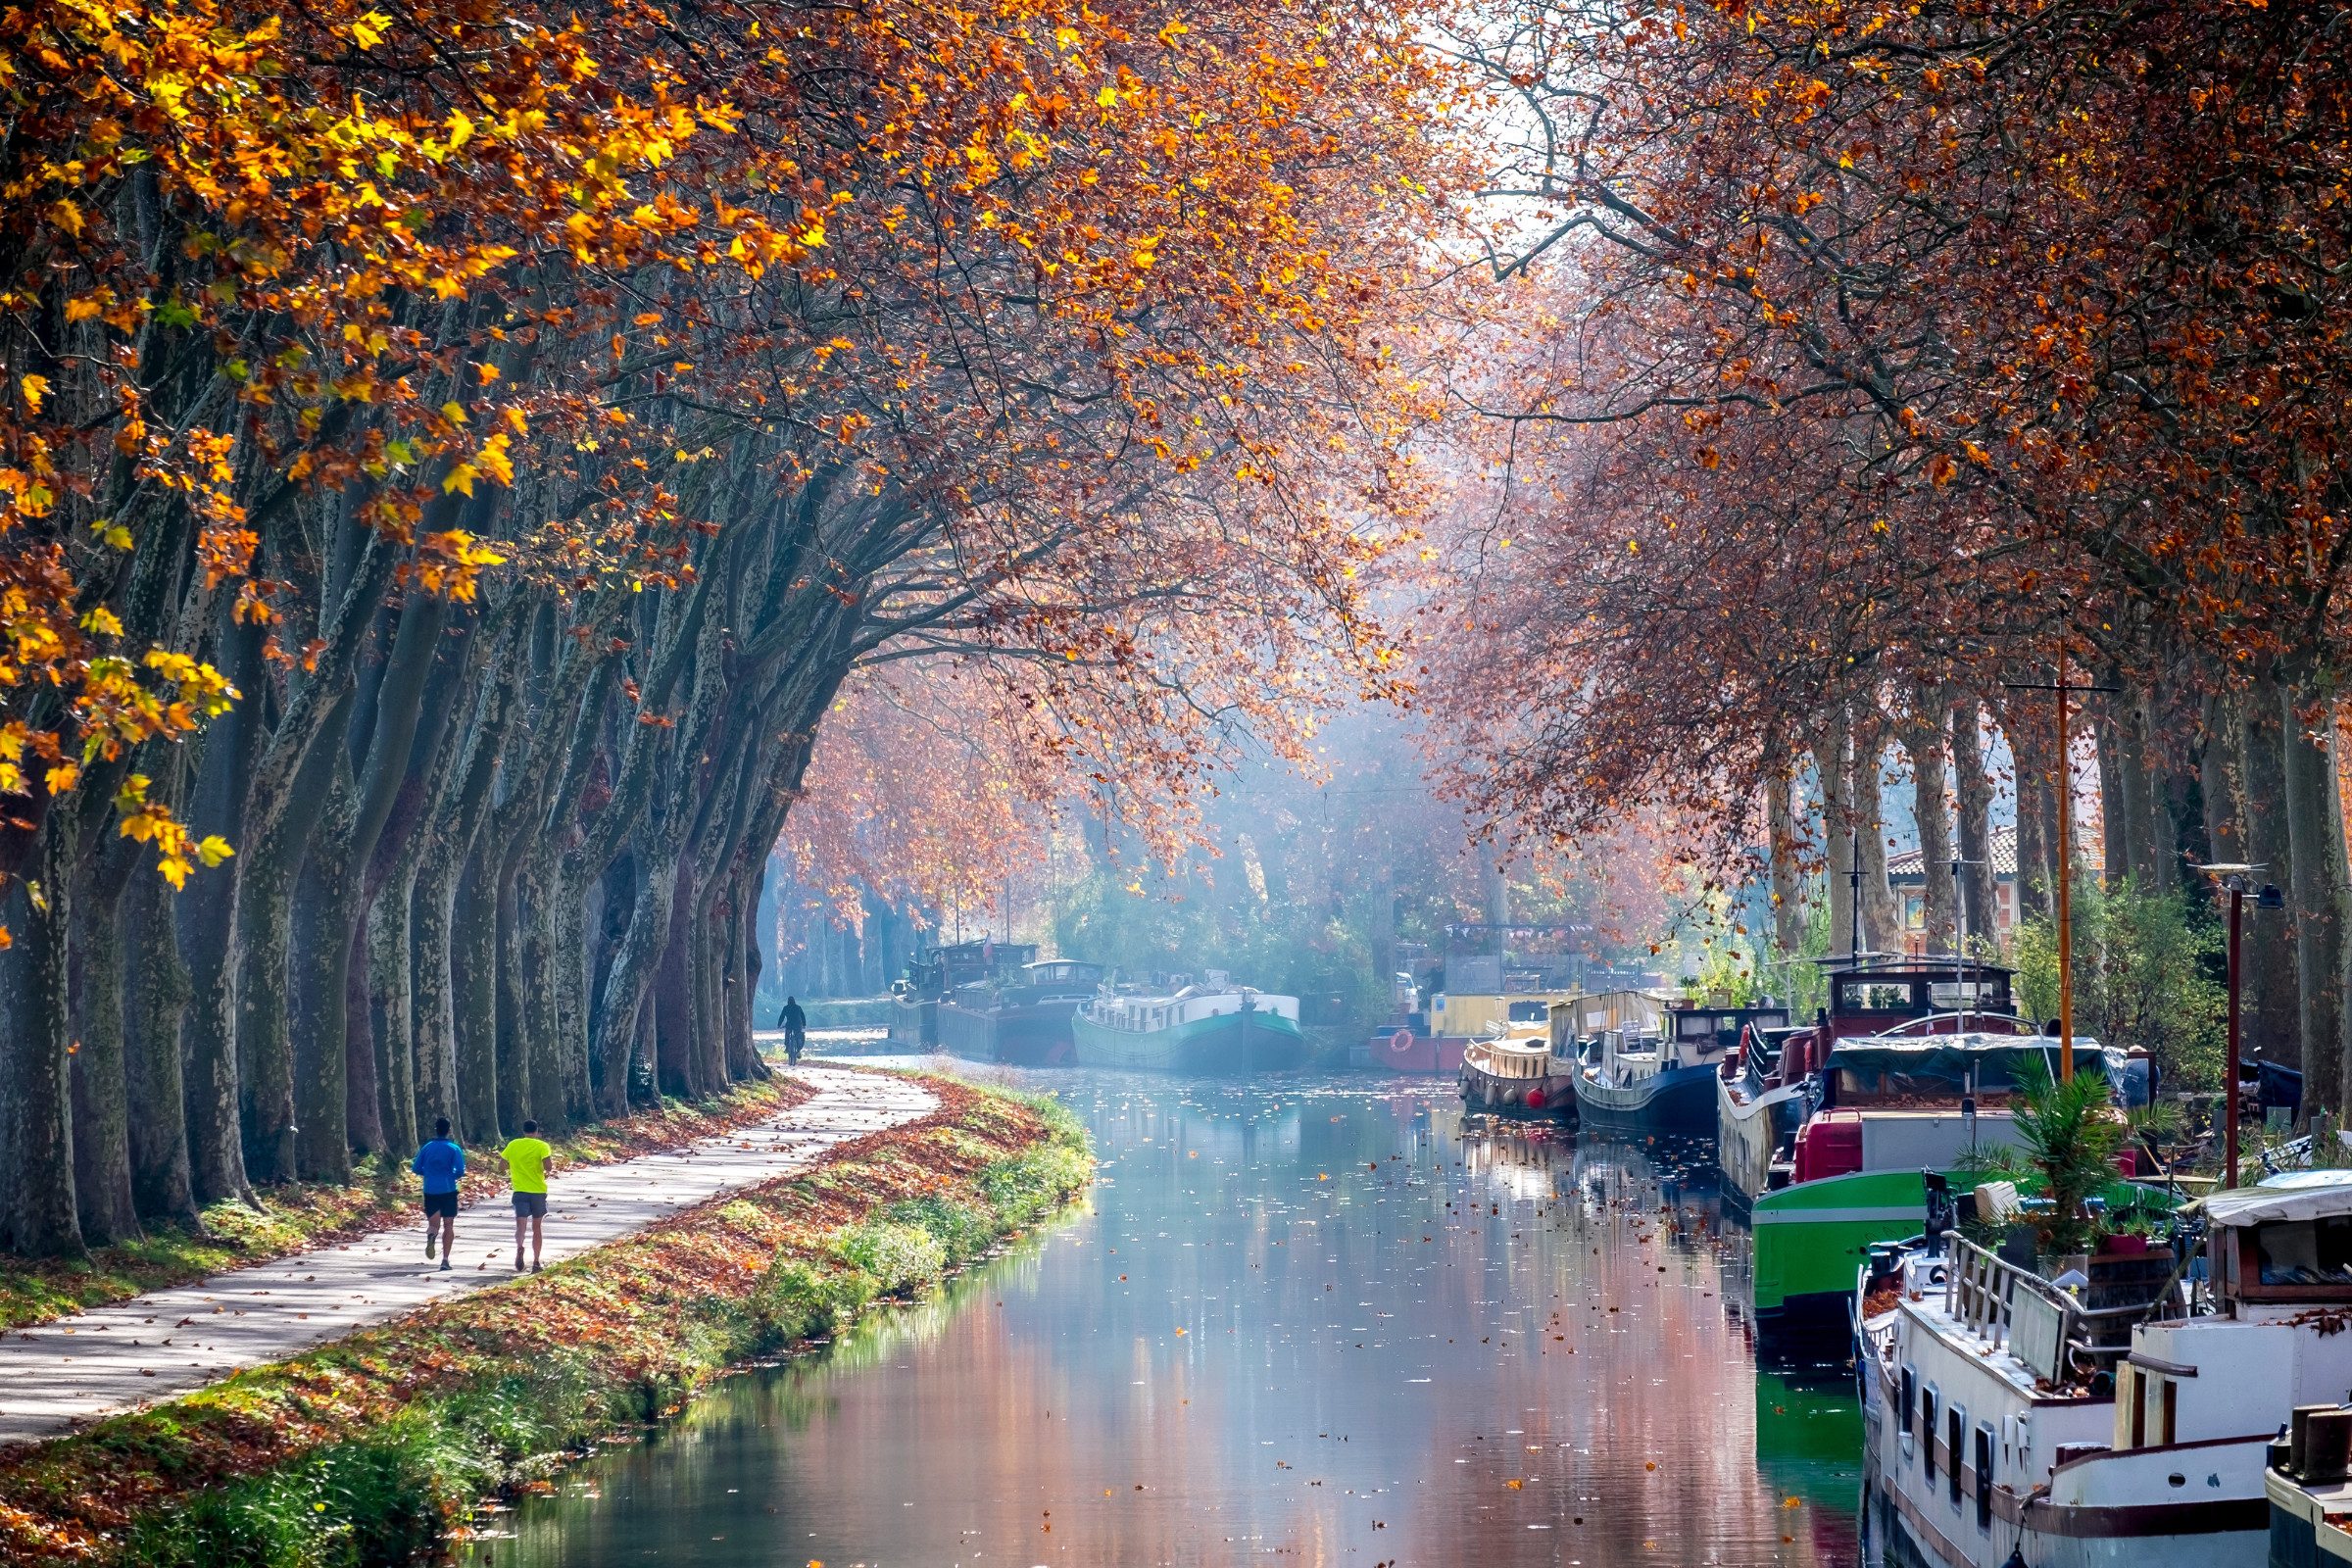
<box><xmin>1894</xmin><ymin>1257</ymin><xmax>2070</xmax><ymax>1402</ymax></box>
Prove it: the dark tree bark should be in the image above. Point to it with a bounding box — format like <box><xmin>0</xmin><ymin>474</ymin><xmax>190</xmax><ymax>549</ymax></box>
<box><xmin>2283</xmin><ymin>679</ymin><xmax>2351</xmax><ymax>1117</ymax></box>
<box><xmin>1810</xmin><ymin>721</ymin><xmax>1857</xmax><ymax>957</ymax></box>
<box><xmin>233</xmin><ymin>688</ymin><xmax>353</xmax><ymax>1183</ymax></box>
<box><xmin>0</xmin><ymin>833</ymin><xmax>83</xmax><ymax>1254</ymax></box>
<box><xmin>1909</xmin><ymin>695</ymin><xmax>1954</xmax><ymax>954</ymax></box>
<box><xmin>2240</xmin><ymin>669</ymin><xmax>2301</xmax><ymax>1067</ymax></box>
<box><xmin>1950</xmin><ymin>699</ymin><xmax>1998</xmax><ymax>948</ymax></box>
<box><xmin>68</xmin><ymin>830</ymin><xmax>141</xmax><ymax>1244</ymax></box>
<box><xmin>121</xmin><ymin>867</ymin><xmax>195</xmax><ymax>1222</ymax></box>
<box><xmin>2008</xmin><ymin>703</ymin><xmax>2056</xmax><ymax>924</ymax></box>
<box><xmin>1851</xmin><ymin>715</ymin><xmax>1900</xmax><ymax>955</ymax></box>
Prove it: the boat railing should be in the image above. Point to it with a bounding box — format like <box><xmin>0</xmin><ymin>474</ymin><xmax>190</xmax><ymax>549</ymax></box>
<box><xmin>1877</xmin><ymin>1010</ymin><xmax>2032</xmax><ymax>1038</ymax></box>
<box><xmin>1940</xmin><ymin>1232</ymin><xmax>2154</xmax><ymax>1382</ymax></box>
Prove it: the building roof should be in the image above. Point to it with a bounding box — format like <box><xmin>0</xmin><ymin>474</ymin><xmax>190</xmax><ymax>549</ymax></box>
<box><xmin>1887</xmin><ymin>822</ymin><xmax>2104</xmax><ymax>882</ymax></box>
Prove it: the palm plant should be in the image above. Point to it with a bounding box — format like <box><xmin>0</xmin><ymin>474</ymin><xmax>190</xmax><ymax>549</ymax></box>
<box><xmin>2010</xmin><ymin>1061</ymin><xmax>2128</xmax><ymax>1256</ymax></box>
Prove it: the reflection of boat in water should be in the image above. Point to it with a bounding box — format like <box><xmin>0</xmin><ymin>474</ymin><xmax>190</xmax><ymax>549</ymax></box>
<box><xmin>1753</xmin><ymin>1370</ymin><xmax>1868</xmax><ymax>1567</ymax></box>
<box><xmin>1754</xmin><ymin>1369</ymin><xmax>1864</xmax><ymax>1499</ymax></box>
<box><xmin>1575</xmin><ymin>1000</ymin><xmax>1785</xmax><ymax>1135</ymax></box>
<box><xmin>937</xmin><ymin>959</ymin><xmax>1103</xmax><ymax>1065</ymax></box>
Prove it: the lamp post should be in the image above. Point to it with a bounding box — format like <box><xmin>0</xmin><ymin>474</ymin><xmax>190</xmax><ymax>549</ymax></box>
<box><xmin>2196</xmin><ymin>863</ymin><xmax>2284</xmax><ymax>1189</ymax></box>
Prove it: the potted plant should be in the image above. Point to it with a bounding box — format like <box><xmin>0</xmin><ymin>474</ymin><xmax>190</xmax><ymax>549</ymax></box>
<box><xmin>2009</xmin><ymin>1060</ymin><xmax>2128</xmax><ymax>1271</ymax></box>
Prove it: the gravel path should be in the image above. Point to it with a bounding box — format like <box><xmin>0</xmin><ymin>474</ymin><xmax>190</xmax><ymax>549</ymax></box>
<box><xmin>0</xmin><ymin>1066</ymin><xmax>936</xmax><ymax>1446</ymax></box>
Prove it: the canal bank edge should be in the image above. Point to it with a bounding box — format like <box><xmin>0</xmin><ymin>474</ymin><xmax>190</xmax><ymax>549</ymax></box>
<box><xmin>0</xmin><ymin>1073</ymin><xmax>1093</xmax><ymax>1566</ymax></box>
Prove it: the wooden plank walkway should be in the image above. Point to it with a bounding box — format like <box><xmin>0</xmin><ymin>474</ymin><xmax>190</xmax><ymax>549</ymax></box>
<box><xmin>0</xmin><ymin>1066</ymin><xmax>936</xmax><ymax>1446</ymax></box>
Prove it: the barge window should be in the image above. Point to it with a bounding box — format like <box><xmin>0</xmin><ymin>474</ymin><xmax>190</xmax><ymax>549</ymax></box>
<box><xmin>1838</xmin><ymin>980</ymin><xmax>1915</xmax><ymax>1012</ymax></box>
<box><xmin>1921</xmin><ymin>1386</ymin><xmax>1938</xmax><ymax>1482</ymax></box>
<box><xmin>1899</xmin><ymin>1364</ymin><xmax>1916</xmax><ymax>1436</ymax></box>
<box><xmin>2253</xmin><ymin>1216</ymin><xmax>2352</xmax><ymax>1286</ymax></box>
<box><xmin>1947</xmin><ymin>1405</ymin><xmax>1965</xmax><ymax>1505</ymax></box>
<box><xmin>1974</xmin><ymin>1426</ymin><xmax>1994</xmax><ymax>1529</ymax></box>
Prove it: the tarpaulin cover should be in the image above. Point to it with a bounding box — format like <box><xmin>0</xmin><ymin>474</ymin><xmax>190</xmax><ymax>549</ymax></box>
<box><xmin>1822</xmin><ymin>1033</ymin><xmax>2124</xmax><ymax>1102</ymax></box>
<box><xmin>2196</xmin><ymin>1168</ymin><xmax>2352</xmax><ymax>1229</ymax></box>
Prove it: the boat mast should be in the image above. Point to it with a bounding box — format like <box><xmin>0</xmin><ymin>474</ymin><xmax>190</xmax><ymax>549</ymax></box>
<box><xmin>2006</xmin><ymin>657</ymin><xmax>2114</xmax><ymax>1084</ymax></box>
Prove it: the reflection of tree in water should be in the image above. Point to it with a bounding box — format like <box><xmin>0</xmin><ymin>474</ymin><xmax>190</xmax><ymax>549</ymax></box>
<box><xmin>476</xmin><ymin>1075</ymin><xmax>1864</xmax><ymax>1568</ymax></box>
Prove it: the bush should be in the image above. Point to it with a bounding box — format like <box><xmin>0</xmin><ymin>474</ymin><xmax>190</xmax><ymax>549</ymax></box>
<box><xmin>977</xmin><ymin>1144</ymin><xmax>1095</xmax><ymax>1229</ymax></box>
<box><xmin>832</xmin><ymin>1220</ymin><xmax>949</xmax><ymax>1294</ymax></box>
<box><xmin>122</xmin><ymin>1434</ymin><xmax>458</xmax><ymax>1568</ymax></box>
<box><xmin>882</xmin><ymin>1197</ymin><xmax>995</xmax><ymax>1265</ymax></box>
<box><xmin>2012</xmin><ymin>877</ymin><xmax>2227</xmax><ymax>1090</ymax></box>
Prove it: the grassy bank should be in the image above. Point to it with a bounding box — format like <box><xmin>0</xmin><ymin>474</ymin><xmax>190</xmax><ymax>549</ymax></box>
<box><xmin>0</xmin><ymin>1075</ymin><xmax>1089</xmax><ymax>1566</ymax></box>
<box><xmin>0</xmin><ymin>1078</ymin><xmax>818</xmax><ymax>1334</ymax></box>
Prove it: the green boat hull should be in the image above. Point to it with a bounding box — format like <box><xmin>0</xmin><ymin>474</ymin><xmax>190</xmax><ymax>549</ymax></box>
<box><xmin>1749</xmin><ymin>1167</ymin><xmax>2180</xmax><ymax>1359</ymax></box>
<box><xmin>1749</xmin><ymin>1169</ymin><xmax>1939</xmax><ymax>1356</ymax></box>
<box><xmin>1071</xmin><ymin>1006</ymin><xmax>1305</xmax><ymax>1073</ymax></box>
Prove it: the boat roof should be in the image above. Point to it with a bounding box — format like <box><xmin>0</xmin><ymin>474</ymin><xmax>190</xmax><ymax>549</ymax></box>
<box><xmin>1099</xmin><ymin>986</ymin><xmax>1297</xmax><ymax>1005</ymax></box>
<box><xmin>1024</xmin><ymin>959</ymin><xmax>1102</xmax><ymax>975</ymax></box>
<box><xmin>1822</xmin><ymin>1032</ymin><xmax>2117</xmax><ymax>1078</ymax></box>
<box><xmin>1813</xmin><ymin>952</ymin><xmax>2016</xmax><ymax>980</ymax></box>
<box><xmin>1669</xmin><ymin>1002</ymin><xmax>1789</xmax><ymax>1020</ymax></box>
<box><xmin>2196</xmin><ymin>1170</ymin><xmax>2352</xmax><ymax>1228</ymax></box>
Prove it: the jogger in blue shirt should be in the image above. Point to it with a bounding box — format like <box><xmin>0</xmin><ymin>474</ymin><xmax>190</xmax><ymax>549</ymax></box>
<box><xmin>413</xmin><ymin>1117</ymin><xmax>466</xmax><ymax>1271</ymax></box>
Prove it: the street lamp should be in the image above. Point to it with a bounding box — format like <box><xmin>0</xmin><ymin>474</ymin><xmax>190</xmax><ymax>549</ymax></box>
<box><xmin>2195</xmin><ymin>863</ymin><xmax>2285</xmax><ymax>1189</ymax></box>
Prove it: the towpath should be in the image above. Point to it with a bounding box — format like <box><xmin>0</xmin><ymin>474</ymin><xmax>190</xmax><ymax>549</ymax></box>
<box><xmin>0</xmin><ymin>1065</ymin><xmax>936</xmax><ymax>1446</ymax></box>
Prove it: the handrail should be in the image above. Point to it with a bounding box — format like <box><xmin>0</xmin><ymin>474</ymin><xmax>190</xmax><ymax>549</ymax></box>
<box><xmin>1940</xmin><ymin>1232</ymin><xmax>2178</xmax><ymax>1378</ymax></box>
<box><xmin>1876</xmin><ymin>1010</ymin><xmax>2036</xmax><ymax>1038</ymax></box>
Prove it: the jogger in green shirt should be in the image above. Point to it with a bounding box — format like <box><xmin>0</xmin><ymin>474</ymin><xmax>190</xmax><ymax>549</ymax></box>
<box><xmin>499</xmin><ymin>1120</ymin><xmax>558</xmax><ymax>1271</ymax></box>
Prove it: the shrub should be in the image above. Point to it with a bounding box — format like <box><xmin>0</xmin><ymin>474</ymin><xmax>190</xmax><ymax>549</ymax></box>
<box><xmin>833</xmin><ymin>1221</ymin><xmax>948</xmax><ymax>1295</ymax></box>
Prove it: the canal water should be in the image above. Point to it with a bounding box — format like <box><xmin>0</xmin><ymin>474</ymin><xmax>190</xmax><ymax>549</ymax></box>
<box><xmin>465</xmin><ymin>1067</ymin><xmax>1861</xmax><ymax>1567</ymax></box>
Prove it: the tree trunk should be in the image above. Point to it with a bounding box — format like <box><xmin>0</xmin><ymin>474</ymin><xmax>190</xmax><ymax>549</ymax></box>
<box><xmin>289</xmin><ymin>764</ymin><xmax>362</xmax><ymax>1177</ymax></box>
<box><xmin>494</xmin><ymin>850</ymin><xmax>532</xmax><ymax>1136</ymax></box>
<box><xmin>555</xmin><ymin>857</ymin><xmax>595</xmax><ymax>1120</ymax></box>
<box><xmin>2202</xmin><ymin>690</ymin><xmax>2243</xmax><ymax>868</ymax></box>
<box><xmin>69</xmin><ymin>854</ymin><xmax>141</xmax><ymax>1244</ymax></box>
<box><xmin>1762</xmin><ymin>747</ymin><xmax>1805</xmax><ymax>956</ymax></box>
<box><xmin>450</xmin><ymin>858</ymin><xmax>503</xmax><ymax>1139</ymax></box>
<box><xmin>0</xmin><ymin>835</ymin><xmax>83</xmax><ymax>1254</ymax></box>
<box><xmin>1811</xmin><ymin>723</ymin><xmax>1857</xmax><ymax>958</ymax></box>
<box><xmin>2096</xmin><ymin>709</ymin><xmax>2132</xmax><ymax>891</ymax></box>
<box><xmin>178</xmin><ymin>657</ymin><xmax>258</xmax><ymax>1207</ymax></box>
<box><xmin>340</xmin><ymin>919</ymin><xmax>381</xmax><ymax>1156</ymax></box>
<box><xmin>2120</xmin><ymin>690</ymin><xmax>2170</xmax><ymax>889</ymax></box>
<box><xmin>2241</xmin><ymin>669</ymin><xmax>2301</xmax><ymax>1067</ymax></box>
<box><xmin>1950</xmin><ymin>700</ymin><xmax>1999</xmax><ymax>948</ymax></box>
<box><xmin>235</xmin><ymin>689</ymin><xmax>352</xmax><ymax>1183</ymax></box>
<box><xmin>652</xmin><ymin>872</ymin><xmax>699</xmax><ymax>1099</ymax></box>
<box><xmin>367</xmin><ymin>858</ymin><xmax>421</xmax><ymax>1156</ymax></box>
<box><xmin>1910</xmin><ymin>698</ymin><xmax>1955</xmax><ymax>955</ymax></box>
<box><xmin>1852</xmin><ymin>718</ymin><xmax>1900</xmax><ymax>954</ymax></box>
<box><xmin>595</xmin><ymin>850</ymin><xmax>677</xmax><ymax>1113</ymax></box>
<box><xmin>2009</xmin><ymin>706</ymin><xmax>2056</xmax><ymax>924</ymax></box>
<box><xmin>2283</xmin><ymin>680</ymin><xmax>2351</xmax><ymax>1117</ymax></box>
<box><xmin>121</xmin><ymin>868</ymin><xmax>195</xmax><ymax>1222</ymax></box>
